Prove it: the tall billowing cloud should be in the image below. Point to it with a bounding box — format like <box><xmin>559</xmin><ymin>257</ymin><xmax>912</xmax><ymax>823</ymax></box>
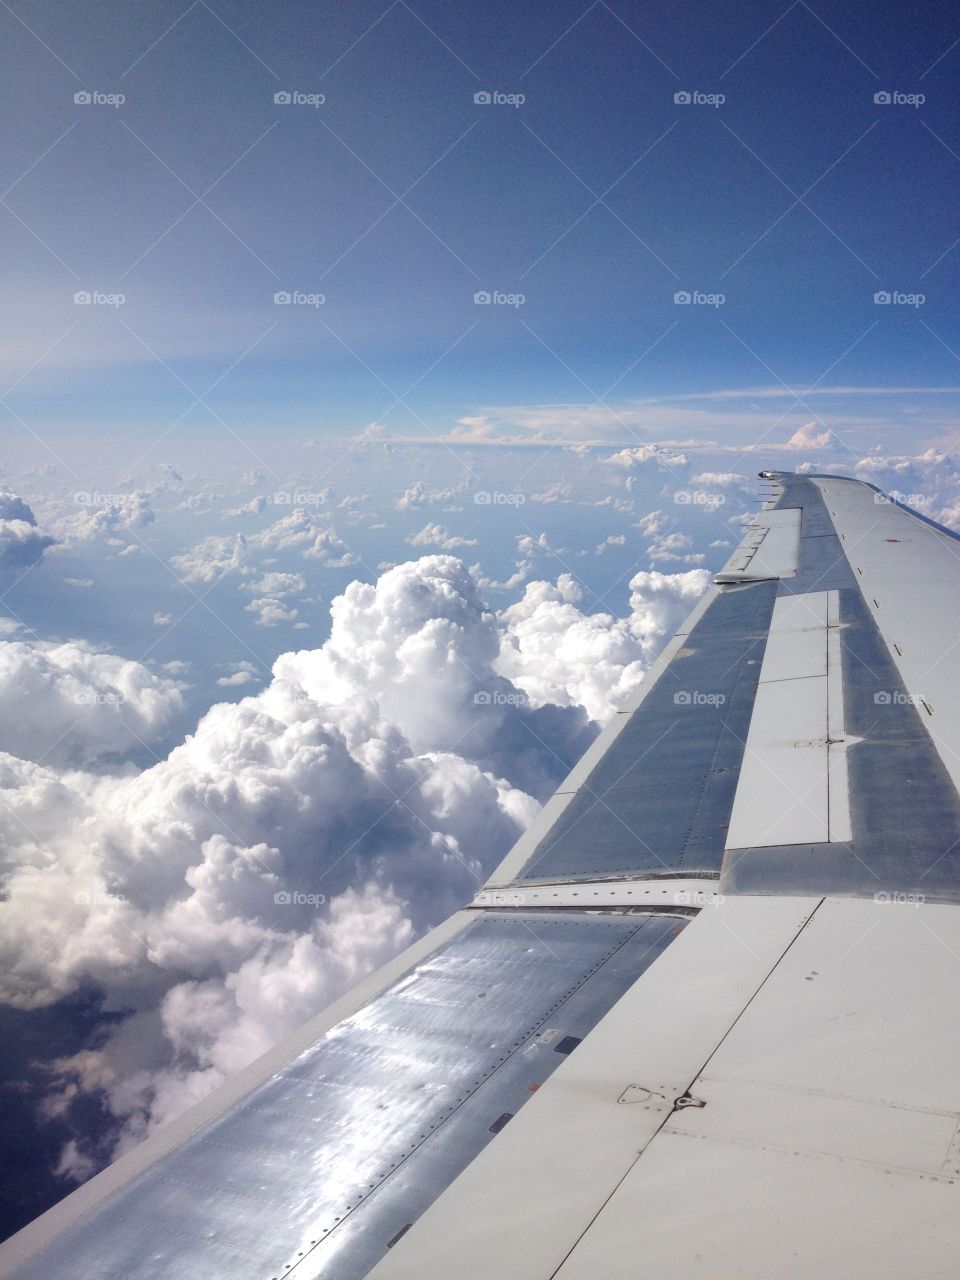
<box><xmin>497</xmin><ymin>568</ymin><xmax>709</xmax><ymax>721</ymax></box>
<box><xmin>0</xmin><ymin>554</ymin><xmax>705</xmax><ymax>1177</ymax></box>
<box><xmin>271</xmin><ymin>556</ymin><xmax>593</xmax><ymax>795</ymax></box>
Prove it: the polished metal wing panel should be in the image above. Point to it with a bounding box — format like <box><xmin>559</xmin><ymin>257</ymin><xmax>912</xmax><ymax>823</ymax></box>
<box><xmin>517</xmin><ymin>580</ymin><xmax>777</xmax><ymax>881</ymax></box>
<box><xmin>9</xmin><ymin>911</ymin><xmax>684</xmax><ymax>1280</ymax></box>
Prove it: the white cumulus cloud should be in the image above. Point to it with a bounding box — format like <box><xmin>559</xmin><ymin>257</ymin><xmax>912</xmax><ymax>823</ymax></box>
<box><xmin>0</xmin><ymin>553</ymin><xmax>707</xmax><ymax>1184</ymax></box>
<box><xmin>786</xmin><ymin>421</ymin><xmax>832</xmax><ymax>450</ymax></box>
<box><xmin>497</xmin><ymin>568</ymin><xmax>708</xmax><ymax>721</ymax></box>
<box><xmin>407</xmin><ymin>522</ymin><xmax>479</xmax><ymax>550</ymax></box>
<box><xmin>0</xmin><ymin>640</ymin><xmax>183</xmax><ymax>766</ymax></box>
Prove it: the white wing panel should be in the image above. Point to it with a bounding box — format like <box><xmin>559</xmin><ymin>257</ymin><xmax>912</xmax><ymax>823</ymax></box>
<box><xmin>550</xmin><ymin>897</ymin><xmax>960</xmax><ymax>1280</ymax></box>
<box><xmin>726</xmin><ymin>675</ymin><xmax>830</xmax><ymax>847</ymax></box>
<box><xmin>725</xmin><ymin>590</ymin><xmax>851</xmax><ymax>849</ymax></box>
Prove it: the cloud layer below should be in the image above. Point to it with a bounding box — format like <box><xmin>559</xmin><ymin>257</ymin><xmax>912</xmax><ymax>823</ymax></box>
<box><xmin>0</xmin><ymin>553</ymin><xmax>704</xmax><ymax>1177</ymax></box>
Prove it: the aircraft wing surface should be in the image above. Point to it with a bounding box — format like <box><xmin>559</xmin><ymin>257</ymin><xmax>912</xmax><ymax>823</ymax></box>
<box><xmin>4</xmin><ymin>471</ymin><xmax>960</xmax><ymax>1280</ymax></box>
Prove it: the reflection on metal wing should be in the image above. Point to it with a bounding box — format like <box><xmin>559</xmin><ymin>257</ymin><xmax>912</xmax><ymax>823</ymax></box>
<box><xmin>5</xmin><ymin>471</ymin><xmax>960</xmax><ymax>1280</ymax></box>
<box><xmin>6</xmin><ymin>913</ymin><xmax>683</xmax><ymax>1280</ymax></box>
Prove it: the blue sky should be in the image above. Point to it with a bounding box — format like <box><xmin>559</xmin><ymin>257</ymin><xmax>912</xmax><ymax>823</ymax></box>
<box><xmin>2</xmin><ymin>0</ymin><xmax>960</xmax><ymax>452</ymax></box>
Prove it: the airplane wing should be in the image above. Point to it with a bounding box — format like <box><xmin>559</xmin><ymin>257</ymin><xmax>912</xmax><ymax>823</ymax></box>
<box><xmin>4</xmin><ymin>470</ymin><xmax>960</xmax><ymax>1280</ymax></box>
